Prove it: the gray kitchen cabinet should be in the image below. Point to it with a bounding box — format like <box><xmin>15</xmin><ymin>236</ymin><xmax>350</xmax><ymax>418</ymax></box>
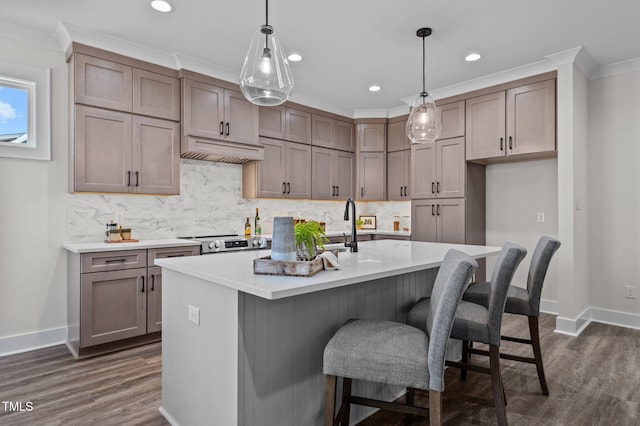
<box><xmin>387</xmin><ymin>117</ymin><xmax>410</xmax><ymax>152</ymax></box>
<box><xmin>357</xmin><ymin>152</ymin><xmax>386</xmax><ymax>200</ymax></box>
<box><xmin>182</xmin><ymin>77</ymin><xmax>259</xmax><ymax>146</ymax></box>
<box><xmin>259</xmin><ymin>106</ymin><xmax>312</xmax><ymax>144</ymax></box>
<box><xmin>436</xmin><ymin>100</ymin><xmax>465</xmax><ymax>140</ymax></box>
<box><xmin>74</xmin><ymin>52</ymin><xmax>180</xmax><ymax>121</ymax></box>
<box><xmin>411</xmin><ymin>199</ymin><xmax>466</xmax><ymax>244</ymax></box>
<box><xmin>387</xmin><ymin>149</ymin><xmax>410</xmax><ymax>200</ymax></box>
<box><xmin>311</xmin><ymin>114</ymin><xmax>355</xmax><ymax>152</ymax></box>
<box><xmin>311</xmin><ymin>146</ymin><xmax>354</xmax><ymax>200</ymax></box>
<box><xmin>243</xmin><ymin>137</ymin><xmax>312</xmax><ymax>199</ymax></box>
<box><xmin>411</xmin><ymin>137</ymin><xmax>465</xmax><ymax>200</ymax></box>
<box><xmin>357</xmin><ymin>122</ymin><xmax>386</xmax><ymax>152</ymax></box>
<box><xmin>67</xmin><ymin>245</ymin><xmax>199</xmax><ymax>358</ymax></box>
<box><xmin>466</xmin><ymin>79</ymin><xmax>555</xmax><ymax>162</ymax></box>
<box><xmin>73</xmin><ymin>105</ymin><xmax>180</xmax><ymax>194</ymax></box>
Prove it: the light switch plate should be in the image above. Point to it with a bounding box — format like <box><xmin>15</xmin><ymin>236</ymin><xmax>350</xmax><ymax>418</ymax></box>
<box><xmin>537</xmin><ymin>212</ymin><xmax>545</xmax><ymax>223</ymax></box>
<box><xmin>188</xmin><ymin>304</ymin><xmax>200</xmax><ymax>325</ymax></box>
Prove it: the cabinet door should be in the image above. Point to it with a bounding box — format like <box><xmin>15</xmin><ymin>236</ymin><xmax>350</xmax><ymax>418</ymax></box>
<box><xmin>133</xmin><ymin>69</ymin><xmax>180</xmax><ymax>121</ymax></box>
<box><xmin>357</xmin><ymin>123</ymin><xmax>386</xmax><ymax>152</ymax></box>
<box><xmin>411</xmin><ymin>200</ymin><xmax>437</xmax><ymax>242</ymax></box>
<box><xmin>437</xmin><ymin>100</ymin><xmax>465</xmax><ymax>140</ymax></box>
<box><xmin>387</xmin><ymin>150</ymin><xmax>409</xmax><ymax>201</ymax></box>
<box><xmin>286</xmin><ymin>108</ymin><xmax>312</xmax><ymax>144</ymax></box>
<box><xmin>259</xmin><ymin>105</ymin><xmax>286</xmax><ymax>139</ymax></box>
<box><xmin>437</xmin><ymin>137</ymin><xmax>465</xmax><ymax>198</ymax></box>
<box><xmin>74</xmin><ymin>105</ymin><xmax>133</xmax><ymax>193</ymax></box>
<box><xmin>285</xmin><ymin>142</ymin><xmax>312</xmax><ymax>199</ymax></box>
<box><xmin>411</xmin><ymin>143</ymin><xmax>437</xmax><ymax>199</ymax></box>
<box><xmin>334</xmin><ymin>150</ymin><xmax>355</xmax><ymax>200</ymax></box>
<box><xmin>182</xmin><ymin>78</ymin><xmax>224</xmax><ymax>139</ymax></box>
<box><xmin>387</xmin><ymin>119</ymin><xmax>409</xmax><ymax>152</ymax></box>
<box><xmin>133</xmin><ymin>116</ymin><xmax>180</xmax><ymax>194</ymax></box>
<box><xmin>334</xmin><ymin>120</ymin><xmax>355</xmax><ymax>152</ymax></box>
<box><xmin>358</xmin><ymin>152</ymin><xmax>386</xmax><ymax>200</ymax></box>
<box><xmin>465</xmin><ymin>91</ymin><xmax>506</xmax><ymax>161</ymax></box>
<box><xmin>74</xmin><ymin>54</ymin><xmax>132</xmax><ymax>112</ymax></box>
<box><xmin>147</xmin><ymin>266</ymin><xmax>162</xmax><ymax>333</ymax></box>
<box><xmin>255</xmin><ymin>138</ymin><xmax>286</xmax><ymax>198</ymax></box>
<box><xmin>437</xmin><ymin>199</ymin><xmax>466</xmax><ymax>244</ymax></box>
<box><xmin>225</xmin><ymin>89</ymin><xmax>259</xmax><ymax>145</ymax></box>
<box><xmin>506</xmin><ymin>79</ymin><xmax>556</xmax><ymax>156</ymax></box>
<box><xmin>80</xmin><ymin>268</ymin><xmax>147</xmax><ymax>347</ymax></box>
<box><xmin>311</xmin><ymin>147</ymin><xmax>334</xmax><ymax>200</ymax></box>
<box><xmin>311</xmin><ymin>115</ymin><xmax>334</xmax><ymax>149</ymax></box>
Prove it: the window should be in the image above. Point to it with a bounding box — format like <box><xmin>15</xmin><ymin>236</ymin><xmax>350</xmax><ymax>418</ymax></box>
<box><xmin>0</xmin><ymin>59</ymin><xmax>50</xmax><ymax>161</ymax></box>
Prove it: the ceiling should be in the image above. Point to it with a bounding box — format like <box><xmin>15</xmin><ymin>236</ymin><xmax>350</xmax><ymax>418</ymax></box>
<box><xmin>2</xmin><ymin>0</ymin><xmax>640</xmax><ymax>116</ymax></box>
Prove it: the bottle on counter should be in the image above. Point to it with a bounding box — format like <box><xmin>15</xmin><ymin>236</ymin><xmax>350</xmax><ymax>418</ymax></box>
<box><xmin>244</xmin><ymin>217</ymin><xmax>251</xmax><ymax>237</ymax></box>
<box><xmin>254</xmin><ymin>208</ymin><xmax>262</xmax><ymax>236</ymax></box>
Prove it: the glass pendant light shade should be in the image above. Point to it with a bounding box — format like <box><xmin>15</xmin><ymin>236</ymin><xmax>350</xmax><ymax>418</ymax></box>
<box><xmin>406</xmin><ymin>92</ymin><xmax>442</xmax><ymax>144</ymax></box>
<box><xmin>240</xmin><ymin>24</ymin><xmax>294</xmax><ymax>106</ymax></box>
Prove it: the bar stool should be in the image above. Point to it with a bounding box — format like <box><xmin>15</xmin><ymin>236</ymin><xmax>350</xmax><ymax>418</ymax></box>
<box><xmin>322</xmin><ymin>249</ymin><xmax>478</xmax><ymax>426</ymax></box>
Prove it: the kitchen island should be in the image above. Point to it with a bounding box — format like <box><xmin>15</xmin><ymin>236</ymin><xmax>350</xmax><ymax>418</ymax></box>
<box><xmin>155</xmin><ymin>240</ymin><xmax>500</xmax><ymax>426</ymax></box>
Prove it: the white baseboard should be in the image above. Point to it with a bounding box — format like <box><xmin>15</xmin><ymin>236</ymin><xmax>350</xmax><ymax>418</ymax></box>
<box><xmin>553</xmin><ymin>306</ymin><xmax>640</xmax><ymax>337</ymax></box>
<box><xmin>540</xmin><ymin>298</ymin><xmax>559</xmax><ymax>315</ymax></box>
<box><xmin>0</xmin><ymin>327</ymin><xmax>67</xmax><ymax>357</ymax></box>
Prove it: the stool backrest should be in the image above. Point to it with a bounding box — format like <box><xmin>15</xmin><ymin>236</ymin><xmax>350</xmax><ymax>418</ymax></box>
<box><xmin>527</xmin><ymin>236</ymin><xmax>561</xmax><ymax>315</ymax></box>
<box><xmin>428</xmin><ymin>249</ymin><xmax>478</xmax><ymax>392</ymax></box>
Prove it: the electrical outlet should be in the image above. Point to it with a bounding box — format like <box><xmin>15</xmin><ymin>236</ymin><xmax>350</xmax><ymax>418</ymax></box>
<box><xmin>537</xmin><ymin>212</ymin><xmax>545</xmax><ymax>223</ymax></box>
<box><xmin>625</xmin><ymin>286</ymin><xmax>636</xmax><ymax>299</ymax></box>
<box><xmin>188</xmin><ymin>304</ymin><xmax>200</xmax><ymax>325</ymax></box>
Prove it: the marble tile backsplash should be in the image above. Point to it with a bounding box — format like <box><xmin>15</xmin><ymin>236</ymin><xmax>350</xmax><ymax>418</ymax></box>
<box><xmin>67</xmin><ymin>159</ymin><xmax>411</xmax><ymax>242</ymax></box>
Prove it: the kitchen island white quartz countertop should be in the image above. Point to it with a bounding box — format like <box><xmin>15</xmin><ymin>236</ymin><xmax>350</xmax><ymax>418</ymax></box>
<box><xmin>155</xmin><ymin>240</ymin><xmax>498</xmax><ymax>300</ymax></box>
<box><xmin>62</xmin><ymin>238</ymin><xmax>200</xmax><ymax>253</ymax></box>
<box><xmin>157</xmin><ymin>240</ymin><xmax>500</xmax><ymax>426</ymax></box>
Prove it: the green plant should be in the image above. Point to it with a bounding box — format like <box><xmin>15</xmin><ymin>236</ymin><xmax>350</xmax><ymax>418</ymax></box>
<box><xmin>294</xmin><ymin>221</ymin><xmax>329</xmax><ymax>260</ymax></box>
<box><xmin>355</xmin><ymin>218</ymin><xmax>364</xmax><ymax>226</ymax></box>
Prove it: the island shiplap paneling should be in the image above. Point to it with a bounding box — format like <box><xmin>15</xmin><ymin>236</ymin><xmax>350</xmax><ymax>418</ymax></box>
<box><xmin>238</xmin><ymin>268</ymin><xmax>437</xmax><ymax>426</ymax></box>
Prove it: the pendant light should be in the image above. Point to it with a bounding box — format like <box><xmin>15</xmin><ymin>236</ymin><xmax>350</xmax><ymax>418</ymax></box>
<box><xmin>239</xmin><ymin>0</ymin><xmax>294</xmax><ymax>106</ymax></box>
<box><xmin>406</xmin><ymin>27</ymin><xmax>442</xmax><ymax>144</ymax></box>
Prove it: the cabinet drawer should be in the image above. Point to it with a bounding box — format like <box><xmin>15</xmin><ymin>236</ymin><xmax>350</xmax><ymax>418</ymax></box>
<box><xmin>148</xmin><ymin>246</ymin><xmax>200</xmax><ymax>265</ymax></box>
<box><xmin>81</xmin><ymin>250</ymin><xmax>147</xmax><ymax>273</ymax></box>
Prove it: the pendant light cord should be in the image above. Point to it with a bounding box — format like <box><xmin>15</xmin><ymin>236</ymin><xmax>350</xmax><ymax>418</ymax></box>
<box><xmin>264</xmin><ymin>0</ymin><xmax>269</xmax><ymax>50</ymax></box>
<box><xmin>421</xmin><ymin>33</ymin><xmax>426</xmax><ymax>96</ymax></box>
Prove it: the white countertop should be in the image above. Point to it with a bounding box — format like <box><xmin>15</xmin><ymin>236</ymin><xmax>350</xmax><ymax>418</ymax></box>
<box><xmin>155</xmin><ymin>240</ymin><xmax>500</xmax><ymax>300</ymax></box>
<box><xmin>62</xmin><ymin>238</ymin><xmax>201</xmax><ymax>253</ymax></box>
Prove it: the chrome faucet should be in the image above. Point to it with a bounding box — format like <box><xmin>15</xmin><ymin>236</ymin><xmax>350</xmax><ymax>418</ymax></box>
<box><xmin>343</xmin><ymin>198</ymin><xmax>358</xmax><ymax>252</ymax></box>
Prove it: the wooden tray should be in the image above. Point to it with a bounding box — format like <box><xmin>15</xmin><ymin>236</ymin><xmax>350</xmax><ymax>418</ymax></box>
<box><xmin>253</xmin><ymin>250</ymin><xmax>337</xmax><ymax>277</ymax></box>
<box><xmin>104</xmin><ymin>239</ymin><xmax>139</xmax><ymax>243</ymax></box>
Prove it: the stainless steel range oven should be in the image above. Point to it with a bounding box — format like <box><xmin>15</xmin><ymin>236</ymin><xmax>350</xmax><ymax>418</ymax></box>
<box><xmin>179</xmin><ymin>234</ymin><xmax>269</xmax><ymax>254</ymax></box>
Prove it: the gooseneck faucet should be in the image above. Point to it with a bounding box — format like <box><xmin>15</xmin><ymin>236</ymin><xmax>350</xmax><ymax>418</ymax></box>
<box><xmin>343</xmin><ymin>198</ymin><xmax>358</xmax><ymax>252</ymax></box>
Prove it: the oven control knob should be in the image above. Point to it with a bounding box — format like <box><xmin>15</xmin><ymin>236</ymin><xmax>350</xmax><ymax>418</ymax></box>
<box><xmin>208</xmin><ymin>241</ymin><xmax>222</xmax><ymax>250</ymax></box>
<box><xmin>252</xmin><ymin>239</ymin><xmax>259</xmax><ymax>246</ymax></box>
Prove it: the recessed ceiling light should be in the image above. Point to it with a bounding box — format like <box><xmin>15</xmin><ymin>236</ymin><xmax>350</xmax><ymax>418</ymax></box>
<box><xmin>287</xmin><ymin>53</ymin><xmax>303</xmax><ymax>62</ymax></box>
<box><xmin>368</xmin><ymin>85</ymin><xmax>381</xmax><ymax>92</ymax></box>
<box><xmin>465</xmin><ymin>52</ymin><xmax>482</xmax><ymax>62</ymax></box>
<box><xmin>150</xmin><ymin>0</ymin><xmax>172</xmax><ymax>12</ymax></box>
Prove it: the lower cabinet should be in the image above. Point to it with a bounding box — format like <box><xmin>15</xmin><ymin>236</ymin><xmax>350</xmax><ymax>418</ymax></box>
<box><xmin>67</xmin><ymin>245</ymin><xmax>199</xmax><ymax>358</ymax></box>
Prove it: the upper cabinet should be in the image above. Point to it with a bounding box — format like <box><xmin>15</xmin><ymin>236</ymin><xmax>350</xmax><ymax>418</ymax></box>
<box><xmin>436</xmin><ymin>100</ymin><xmax>465</xmax><ymax>140</ymax></box>
<box><xmin>357</xmin><ymin>123</ymin><xmax>386</xmax><ymax>152</ymax></box>
<box><xmin>311</xmin><ymin>115</ymin><xmax>355</xmax><ymax>152</ymax></box>
<box><xmin>69</xmin><ymin>45</ymin><xmax>181</xmax><ymax>194</ymax></box>
<box><xmin>411</xmin><ymin>137</ymin><xmax>466</xmax><ymax>200</ymax></box>
<box><xmin>182</xmin><ymin>77</ymin><xmax>259</xmax><ymax>146</ymax></box>
<box><xmin>311</xmin><ymin>147</ymin><xmax>354</xmax><ymax>200</ymax></box>
<box><xmin>355</xmin><ymin>120</ymin><xmax>387</xmax><ymax>201</ymax></box>
<box><xmin>466</xmin><ymin>79</ymin><xmax>556</xmax><ymax>163</ymax></box>
<box><xmin>259</xmin><ymin>106</ymin><xmax>311</xmax><ymax>144</ymax></box>
<box><xmin>74</xmin><ymin>53</ymin><xmax>180</xmax><ymax>121</ymax></box>
<box><xmin>387</xmin><ymin>118</ymin><xmax>410</xmax><ymax>152</ymax></box>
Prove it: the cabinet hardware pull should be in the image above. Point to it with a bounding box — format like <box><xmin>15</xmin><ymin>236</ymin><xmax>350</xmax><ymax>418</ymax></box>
<box><xmin>361</xmin><ymin>187</ymin><xmax>364</xmax><ymax>197</ymax></box>
<box><xmin>282</xmin><ymin>182</ymin><xmax>286</xmax><ymax>194</ymax></box>
<box><xmin>141</xmin><ymin>276</ymin><xmax>145</xmax><ymax>293</ymax></box>
<box><xmin>226</xmin><ymin>122</ymin><xmax>230</xmax><ymax>136</ymax></box>
<box><xmin>151</xmin><ymin>275</ymin><xmax>155</xmax><ymax>291</ymax></box>
<box><xmin>500</xmin><ymin>137</ymin><xmax>504</xmax><ymax>151</ymax></box>
<box><xmin>336</xmin><ymin>186</ymin><xmax>339</xmax><ymax>196</ymax></box>
<box><xmin>287</xmin><ymin>182</ymin><xmax>291</xmax><ymax>194</ymax></box>
<box><xmin>219</xmin><ymin>121</ymin><xmax>224</xmax><ymax>135</ymax></box>
<box><xmin>436</xmin><ymin>182</ymin><xmax>440</xmax><ymax>193</ymax></box>
<box><xmin>127</xmin><ymin>171</ymin><xmax>131</xmax><ymax>187</ymax></box>
<box><xmin>332</xmin><ymin>186</ymin><xmax>336</xmax><ymax>196</ymax></box>
<box><xmin>509</xmin><ymin>136</ymin><xmax>513</xmax><ymax>150</ymax></box>
<box><xmin>437</xmin><ymin>204</ymin><xmax>440</xmax><ymax>215</ymax></box>
<box><xmin>105</xmin><ymin>258</ymin><xmax>127</xmax><ymax>263</ymax></box>
<box><xmin>135</xmin><ymin>171</ymin><xmax>139</xmax><ymax>187</ymax></box>
<box><xmin>431</xmin><ymin>205</ymin><xmax>435</xmax><ymax>215</ymax></box>
<box><xmin>404</xmin><ymin>186</ymin><xmax>408</xmax><ymax>197</ymax></box>
<box><xmin>167</xmin><ymin>254</ymin><xmax>185</xmax><ymax>258</ymax></box>
<box><xmin>432</xmin><ymin>182</ymin><xmax>435</xmax><ymax>194</ymax></box>
<box><xmin>400</xmin><ymin>186</ymin><xmax>403</xmax><ymax>196</ymax></box>
<box><xmin>402</xmin><ymin>186</ymin><xmax>405</xmax><ymax>197</ymax></box>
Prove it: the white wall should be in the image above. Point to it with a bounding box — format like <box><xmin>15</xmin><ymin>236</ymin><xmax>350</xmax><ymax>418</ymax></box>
<box><xmin>0</xmin><ymin>37</ymin><xmax>69</xmax><ymax>349</ymax></box>
<box><xmin>588</xmin><ymin>69</ymin><xmax>640</xmax><ymax>315</ymax></box>
<box><xmin>485</xmin><ymin>159</ymin><xmax>559</xmax><ymax>303</ymax></box>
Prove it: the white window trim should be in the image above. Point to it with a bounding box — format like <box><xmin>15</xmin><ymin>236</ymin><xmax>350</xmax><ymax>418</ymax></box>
<box><xmin>0</xmin><ymin>59</ymin><xmax>50</xmax><ymax>161</ymax></box>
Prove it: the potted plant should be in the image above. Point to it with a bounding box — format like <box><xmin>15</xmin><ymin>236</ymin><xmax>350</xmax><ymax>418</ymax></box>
<box><xmin>294</xmin><ymin>220</ymin><xmax>329</xmax><ymax>261</ymax></box>
<box><xmin>355</xmin><ymin>218</ymin><xmax>364</xmax><ymax>230</ymax></box>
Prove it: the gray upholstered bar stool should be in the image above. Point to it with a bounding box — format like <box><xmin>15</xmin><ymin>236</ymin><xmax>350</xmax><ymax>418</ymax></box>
<box><xmin>462</xmin><ymin>235</ymin><xmax>561</xmax><ymax>395</ymax></box>
<box><xmin>322</xmin><ymin>249</ymin><xmax>477</xmax><ymax>426</ymax></box>
<box><xmin>406</xmin><ymin>242</ymin><xmax>527</xmax><ymax>426</ymax></box>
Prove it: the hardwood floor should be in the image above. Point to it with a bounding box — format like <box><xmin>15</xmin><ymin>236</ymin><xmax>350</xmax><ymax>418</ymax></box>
<box><xmin>1</xmin><ymin>313</ymin><xmax>639</xmax><ymax>425</ymax></box>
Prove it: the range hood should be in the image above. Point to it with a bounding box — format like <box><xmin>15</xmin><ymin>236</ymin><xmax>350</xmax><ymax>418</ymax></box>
<box><xmin>180</xmin><ymin>136</ymin><xmax>264</xmax><ymax>164</ymax></box>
